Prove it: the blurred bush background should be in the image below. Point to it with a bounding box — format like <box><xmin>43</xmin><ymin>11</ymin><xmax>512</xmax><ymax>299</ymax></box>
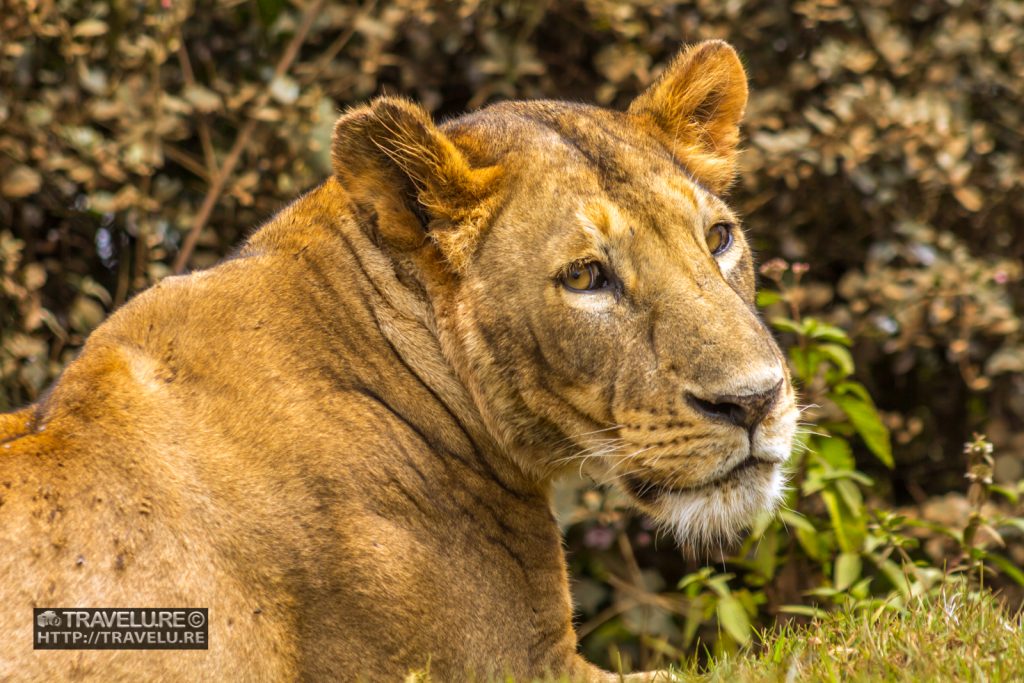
<box><xmin>2</xmin><ymin>0</ymin><xmax>1022</xmax><ymax>672</ymax></box>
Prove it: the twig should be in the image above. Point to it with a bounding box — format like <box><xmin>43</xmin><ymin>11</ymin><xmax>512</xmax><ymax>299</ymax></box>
<box><xmin>134</xmin><ymin>176</ymin><xmax>151</xmax><ymax>290</ymax></box>
<box><xmin>173</xmin><ymin>0</ymin><xmax>326</xmax><ymax>274</ymax></box>
<box><xmin>171</xmin><ymin>120</ymin><xmax>256</xmax><ymax>273</ymax></box>
<box><xmin>163</xmin><ymin>144</ymin><xmax>209</xmax><ymax>182</ymax></box>
<box><xmin>605</xmin><ymin>574</ymin><xmax>689</xmax><ymax>616</ymax></box>
<box><xmin>618</xmin><ymin>531</ymin><xmax>646</xmax><ymax>588</ymax></box>
<box><xmin>576</xmin><ymin>598</ymin><xmax>639</xmax><ymax>640</ymax></box>
<box><xmin>176</xmin><ymin>45</ymin><xmax>218</xmax><ymax>177</ymax></box>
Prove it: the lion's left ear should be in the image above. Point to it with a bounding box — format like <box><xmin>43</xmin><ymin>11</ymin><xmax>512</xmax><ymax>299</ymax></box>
<box><xmin>332</xmin><ymin>97</ymin><xmax>501</xmax><ymax>272</ymax></box>
<box><xmin>628</xmin><ymin>40</ymin><xmax>748</xmax><ymax>195</ymax></box>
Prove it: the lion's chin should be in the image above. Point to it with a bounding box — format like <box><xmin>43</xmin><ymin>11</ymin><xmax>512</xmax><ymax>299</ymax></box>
<box><xmin>628</xmin><ymin>462</ymin><xmax>786</xmax><ymax>552</ymax></box>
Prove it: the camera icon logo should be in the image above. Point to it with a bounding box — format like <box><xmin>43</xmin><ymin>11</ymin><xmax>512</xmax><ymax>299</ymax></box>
<box><xmin>36</xmin><ymin>611</ymin><xmax>61</xmax><ymax>628</ymax></box>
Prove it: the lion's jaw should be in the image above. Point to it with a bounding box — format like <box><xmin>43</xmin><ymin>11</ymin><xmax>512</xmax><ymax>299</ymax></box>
<box><xmin>614</xmin><ymin>397</ymin><xmax>798</xmax><ymax>550</ymax></box>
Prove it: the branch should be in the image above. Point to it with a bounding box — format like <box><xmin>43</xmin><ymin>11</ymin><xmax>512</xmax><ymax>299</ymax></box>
<box><xmin>176</xmin><ymin>45</ymin><xmax>218</xmax><ymax>178</ymax></box>
<box><xmin>172</xmin><ymin>0</ymin><xmax>326</xmax><ymax>274</ymax></box>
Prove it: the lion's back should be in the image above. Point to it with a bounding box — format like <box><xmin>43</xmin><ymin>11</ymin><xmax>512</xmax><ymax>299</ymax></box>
<box><xmin>0</xmin><ymin>346</ymin><xmax>307</xmax><ymax>681</ymax></box>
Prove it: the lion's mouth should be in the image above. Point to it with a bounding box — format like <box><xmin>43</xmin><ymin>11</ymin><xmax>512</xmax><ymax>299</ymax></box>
<box><xmin>623</xmin><ymin>455</ymin><xmax>771</xmax><ymax>504</ymax></box>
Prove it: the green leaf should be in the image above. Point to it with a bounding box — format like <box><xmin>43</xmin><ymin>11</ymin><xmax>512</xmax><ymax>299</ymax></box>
<box><xmin>750</xmin><ymin>525</ymin><xmax>779</xmax><ymax>580</ymax></box>
<box><xmin>790</xmin><ymin>317</ymin><xmax>853</xmax><ymax>345</ymax></box>
<box><xmin>990</xmin><ymin>485</ymin><xmax>1020</xmax><ymax>504</ymax></box>
<box><xmin>706</xmin><ymin>574</ymin><xmax>736</xmax><ymax>598</ymax></box>
<box><xmin>779</xmin><ymin>509</ymin><xmax>817</xmax><ymax>534</ymax></box>
<box><xmin>1000</xmin><ymin>518</ymin><xmax>1024</xmax><ymax>535</ymax></box>
<box><xmin>871</xmin><ymin>556</ymin><xmax>912</xmax><ymax>597</ymax></box>
<box><xmin>716</xmin><ymin>595</ymin><xmax>752</xmax><ymax>645</ymax></box>
<box><xmin>850</xmin><ymin>576</ymin><xmax>873</xmax><ymax>600</ymax></box>
<box><xmin>794</xmin><ymin>525</ymin><xmax>829</xmax><ymax>562</ymax></box>
<box><xmin>823</xmin><ymin>487</ymin><xmax>867</xmax><ymax>552</ymax></box>
<box><xmin>788</xmin><ymin>346</ymin><xmax>814</xmax><ymax>382</ymax></box>
<box><xmin>815</xmin><ymin>436</ymin><xmax>854</xmax><ymax>469</ymax></box>
<box><xmin>677</xmin><ymin>568</ymin><xmax>713</xmax><ymax>591</ymax></box>
<box><xmin>834</xmin><ymin>552</ymin><xmax>862</xmax><ymax>591</ymax></box>
<box><xmin>757</xmin><ymin>290</ymin><xmax>783</xmax><ymax>307</ymax></box>
<box><xmin>818</xmin><ymin>342</ymin><xmax>855</xmax><ymax>378</ymax></box>
<box><xmin>907</xmin><ymin>518</ymin><xmax>963</xmax><ymax>543</ymax></box>
<box><xmin>831</xmin><ymin>393</ymin><xmax>894</xmax><ymax>468</ymax></box>
<box><xmin>835</xmin><ymin>478</ymin><xmax>865</xmax><ymax>514</ymax></box>
<box><xmin>777</xmin><ymin>605</ymin><xmax>829</xmax><ymax>619</ymax></box>
<box><xmin>802</xmin><ymin>470</ymin><xmax>827</xmax><ymax>496</ymax></box>
<box><xmin>819</xmin><ymin>469</ymin><xmax>875</xmax><ymax>487</ymax></box>
<box><xmin>770</xmin><ymin>317</ymin><xmax>804</xmax><ymax>335</ymax></box>
<box><xmin>805</xmin><ymin>320</ymin><xmax>852</xmax><ymax>345</ymax></box>
<box><xmin>985</xmin><ymin>552</ymin><xmax>1024</xmax><ymax>586</ymax></box>
<box><xmin>833</xmin><ymin>380</ymin><xmax>872</xmax><ymax>403</ymax></box>
<box><xmin>821</xmin><ymin>489</ymin><xmax>854</xmax><ymax>552</ymax></box>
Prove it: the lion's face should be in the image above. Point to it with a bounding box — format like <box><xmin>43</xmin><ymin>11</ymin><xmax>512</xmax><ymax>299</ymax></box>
<box><xmin>332</xmin><ymin>41</ymin><xmax>797</xmax><ymax>546</ymax></box>
<box><xmin>448</xmin><ymin>111</ymin><xmax>797</xmax><ymax>546</ymax></box>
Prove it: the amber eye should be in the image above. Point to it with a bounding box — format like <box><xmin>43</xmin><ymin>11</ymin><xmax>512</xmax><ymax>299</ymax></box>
<box><xmin>562</xmin><ymin>261</ymin><xmax>611</xmax><ymax>292</ymax></box>
<box><xmin>707</xmin><ymin>222</ymin><xmax>734</xmax><ymax>256</ymax></box>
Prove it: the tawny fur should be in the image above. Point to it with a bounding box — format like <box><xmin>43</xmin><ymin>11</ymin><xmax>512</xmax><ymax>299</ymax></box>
<box><xmin>0</xmin><ymin>41</ymin><xmax>795</xmax><ymax>681</ymax></box>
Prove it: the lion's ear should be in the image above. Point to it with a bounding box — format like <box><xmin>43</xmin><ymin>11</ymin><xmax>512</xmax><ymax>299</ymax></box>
<box><xmin>332</xmin><ymin>97</ymin><xmax>500</xmax><ymax>272</ymax></box>
<box><xmin>628</xmin><ymin>40</ymin><xmax>748</xmax><ymax>195</ymax></box>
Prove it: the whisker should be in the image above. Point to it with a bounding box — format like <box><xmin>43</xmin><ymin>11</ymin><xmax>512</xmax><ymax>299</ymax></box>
<box><xmin>551</xmin><ymin>424</ymin><xmax>624</xmax><ymax>447</ymax></box>
<box><xmin>550</xmin><ymin>437</ymin><xmax>625</xmax><ymax>459</ymax></box>
<box><xmin>550</xmin><ymin>440</ymin><xmax>627</xmax><ymax>465</ymax></box>
<box><xmin>587</xmin><ymin>445</ymin><xmax>657</xmax><ymax>488</ymax></box>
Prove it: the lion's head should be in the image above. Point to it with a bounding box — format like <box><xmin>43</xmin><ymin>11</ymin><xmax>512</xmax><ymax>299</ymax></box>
<box><xmin>332</xmin><ymin>40</ymin><xmax>798</xmax><ymax>547</ymax></box>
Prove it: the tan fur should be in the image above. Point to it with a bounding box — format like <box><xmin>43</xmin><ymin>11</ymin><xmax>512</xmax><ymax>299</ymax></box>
<box><xmin>0</xmin><ymin>41</ymin><xmax>796</xmax><ymax>681</ymax></box>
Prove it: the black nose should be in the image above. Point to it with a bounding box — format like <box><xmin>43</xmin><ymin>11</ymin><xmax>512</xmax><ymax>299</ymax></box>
<box><xmin>686</xmin><ymin>380</ymin><xmax>783</xmax><ymax>431</ymax></box>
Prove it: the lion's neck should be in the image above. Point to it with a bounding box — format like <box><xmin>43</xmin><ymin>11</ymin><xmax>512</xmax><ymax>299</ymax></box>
<box><xmin>312</xmin><ymin>179</ymin><xmax>542</xmax><ymax>498</ymax></box>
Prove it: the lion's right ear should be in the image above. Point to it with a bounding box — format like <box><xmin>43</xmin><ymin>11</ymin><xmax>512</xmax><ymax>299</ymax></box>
<box><xmin>332</xmin><ymin>97</ymin><xmax>500</xmax><ymax>272</ymax></box>
<box><xmin>628</xmin><ymin>40</ymin><xmax>748</xmax><ymax>195</ymax></box>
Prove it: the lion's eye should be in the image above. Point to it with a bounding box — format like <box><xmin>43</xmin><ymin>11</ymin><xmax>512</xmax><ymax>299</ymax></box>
<box><xmin>562</xmin><ymin>261</ymin><xmax>611</xmax><ymax>292</ymax></box>
<box><xmin>707</xmin><ymin>222</ymin><xmax>734</xmax><ymax>256</ymax></box>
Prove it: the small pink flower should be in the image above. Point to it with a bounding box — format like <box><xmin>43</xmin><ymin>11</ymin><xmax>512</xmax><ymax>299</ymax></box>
<box><xmin>759</xmin><ymin>258</ymin><xmax>789</xmax><ymax>281</ymax></box>
<box><xmin>584</xmin><ymin>525</ymin><xmax>616</xmax><ymax>550</ymax></box>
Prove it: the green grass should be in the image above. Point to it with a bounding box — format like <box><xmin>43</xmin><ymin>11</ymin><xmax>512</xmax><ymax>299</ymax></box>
<box><xmin>412</xmin><ymin>588</ymin><xmax>1023</xmax><ymax>682</ymax></box>
<box><xmin>679</xmin><ymin>588</ymin><xmax>1024</xmax><ymax>682</ymax></box>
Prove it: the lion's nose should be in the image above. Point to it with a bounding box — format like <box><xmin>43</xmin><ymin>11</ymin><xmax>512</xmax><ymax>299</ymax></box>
<box><xmin>686</xmin><ymin>379</ymin><xmax>783</xmax><ymax>431</ymax></box>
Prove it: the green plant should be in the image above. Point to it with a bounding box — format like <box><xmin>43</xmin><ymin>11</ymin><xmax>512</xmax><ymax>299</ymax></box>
<box><xmin>663</xmin><ymin>260</ymin><xmax>1024</xmax><ymax>660</ymax></box>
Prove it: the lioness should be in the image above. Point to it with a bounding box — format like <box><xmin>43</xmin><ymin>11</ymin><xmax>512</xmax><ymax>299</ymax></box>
<box><xmin>0</xmin><ymin>40</ymin><xmax>796</xmax><ymax>681</ymax></box>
